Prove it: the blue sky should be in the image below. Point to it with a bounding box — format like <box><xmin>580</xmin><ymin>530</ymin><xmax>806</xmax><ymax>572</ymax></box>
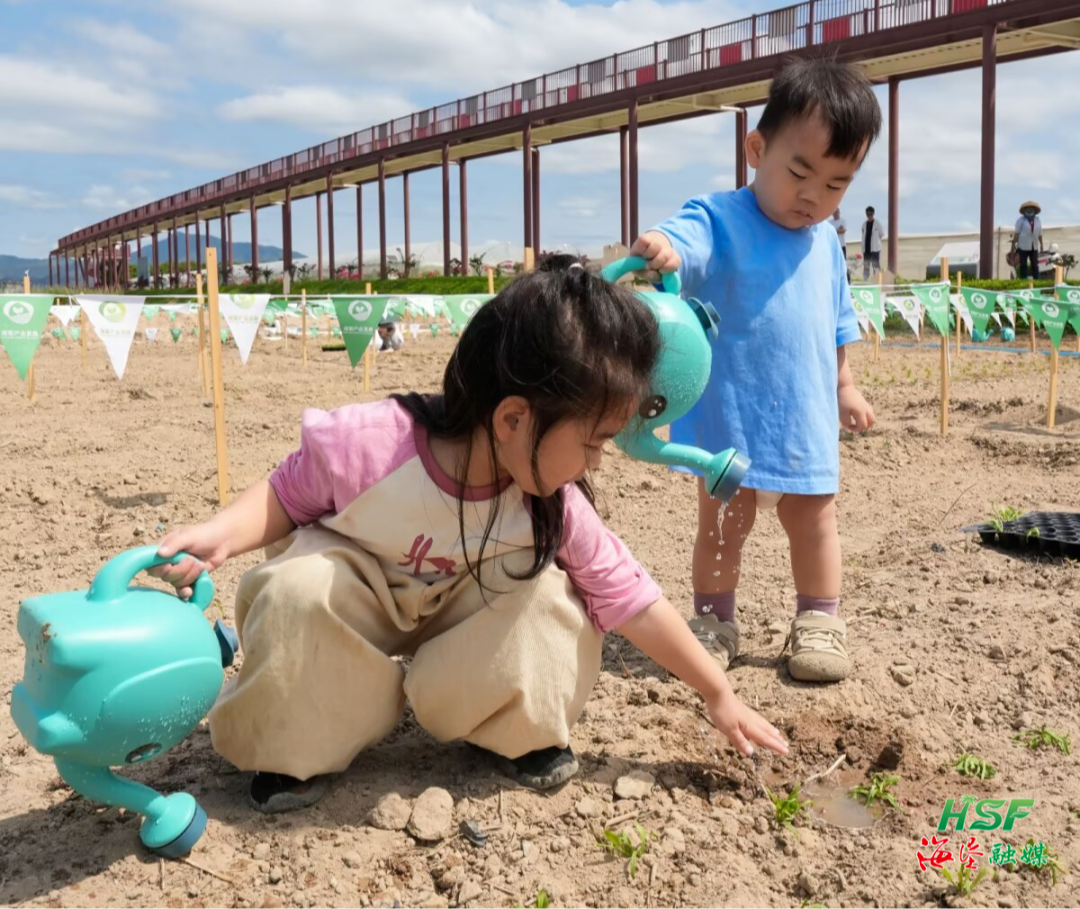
<box><xmin>2</xmin><ymin>0</ymin><xmax>1078</xmax><ymax>261</ymax></box>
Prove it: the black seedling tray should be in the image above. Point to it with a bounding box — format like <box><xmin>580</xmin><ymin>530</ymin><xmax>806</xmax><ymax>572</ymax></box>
<box><xmin>962</xmin><ymin>512</ymin><xmax>1080</xmax><ymax>559</ymax></box>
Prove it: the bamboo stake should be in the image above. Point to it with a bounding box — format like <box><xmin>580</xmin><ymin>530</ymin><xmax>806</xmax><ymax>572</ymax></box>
<box><xmin>301</xmin><ymin>289</ymin><xmax>308</xmax><ymax>366</ymax></box>
<box><xmin>365</xmin><ymin>282</ymin><xmax>372</xmax><ymax>295</ymax></box>
<box><xmin>205</xmin><ymin>248</ymin><xmax>231</xmax><ymax>505</ymax></box>
<box><xmin>487</xmin><ymin>267</ymin><xmax>495</xmax><ymax>295</ymax></box>
<box><xmin>196</xmin><ymin>273</ymin><xmax>209</xmax><ymax>396</ymax></box>
<box><xmin>363</xmin><ymin>338</ymin><xmax>372</xmax><ymax>392</ymax></box>
<box><xmin>1029</xmin><ymin>277</ymin><xmax>1036</xmax><ymax>353</ymax></box>
<box><xmin>940</xmin><ymin>257</ymin><xmax>949</xmax><ymax>436</ymax></box>
<box><xmin>955</xmin><ymin>271</ymin><xmax>963</xmax><ymax>356</ymax></box>
<box><xmin>1048</xmin><ymin>266</ymin><xmax>1063</xmax><ymax>429</ymax></box>
<box><xmin>873</xmin><ymin>270</ymin><xmax>882</xmax><ymax>362</ymax></box>
<box><xmin>22</xmin><ymin>275</ymin><xmax>34</xmax><ymax>401</ymax></box>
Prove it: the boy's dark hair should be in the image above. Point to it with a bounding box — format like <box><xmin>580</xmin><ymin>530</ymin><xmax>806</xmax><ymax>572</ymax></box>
<box><xmin>757</xmin><ymin>57</ymin><xmax>882</xmax><ymax>161</ymax></box>
<box><xmin>866</xmin><ymin>206</ymin><xmax>875</xmax><ymax>214</ymax></box>
<box><xmin>393</xmin><ymin>255</ymin><xmax>660</xmax><ymax>588</ymax></box>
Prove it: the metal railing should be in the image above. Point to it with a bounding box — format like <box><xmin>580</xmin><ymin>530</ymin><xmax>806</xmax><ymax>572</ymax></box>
<box><xmin>59</xmin><ymin>0</ymin><xmax>1017</xmax><ymax>247</ymax></box>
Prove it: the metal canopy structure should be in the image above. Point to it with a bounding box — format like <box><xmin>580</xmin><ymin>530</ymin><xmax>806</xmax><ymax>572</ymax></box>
<box><xmin>49</xmin><ymin>0</ymin><xmax>1080</xmax><ymax>287</ymax></box>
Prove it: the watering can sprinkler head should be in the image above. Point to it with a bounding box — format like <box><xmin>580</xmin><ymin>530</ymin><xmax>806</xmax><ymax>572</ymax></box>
<box><xmin>600</xmin><ymin>256</ymin><xmax>750</xmax><ymax>501</ymax></box>
<box><xmin>10</xmin><ymin>546</ymin><xmax>236</xmax><ymax>856</ymax></box>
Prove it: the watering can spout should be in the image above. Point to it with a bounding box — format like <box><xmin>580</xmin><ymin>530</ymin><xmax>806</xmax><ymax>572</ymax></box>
<box><xmin>619</xmin><ymin>430</ymin><xmax>750</xmax><ymax>503</ymax></box>
<box><xmin>600</xmin><ymin>256</ymin><xmax>750</xmax><ymax>501</ymax></box>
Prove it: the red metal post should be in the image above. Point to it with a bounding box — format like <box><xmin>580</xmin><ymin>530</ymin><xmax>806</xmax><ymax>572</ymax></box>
<box><xmin>378</xmin><ymin>158</ymin><xmax>388</xmax><ymax>280</ymax></box>
<box><xmin>442</xmin><ymin>142</ymin><xmax>452</xmax><ymax>276</ymax></box>
<box><xmin>874</xmin><ymin>0</ymin><xmax>881</xmax><ymax>33</ymax></box>
<box><xmin>736</xmin><ymin>108</ymin><xmax>748</xmax><ymax>189</ymax></box>
<box><xmin>979</xmin><ymin>25</ymin><xmax>996</xmax><ymax>279</ymax></box>
<box><xmin>219</xmin><ymin>203</ymin><xmax>227</xmax><ymax>284</ymax></box>
<box><xmin>751</xmin><ymin>14</ymin><xmax>758</xmax><ymax>59</ymax></box>
<box><xmin>523</xmin><ymin>124</ymin><xmax>533</xmax><ymax>254</ymax></box>
<box><xmin>316</xmin><ymin>193</ymin><xmax>324</xmax><ymax>280</ymax></box>
<box><xmin>250</xmin><ymin>198</ymin><xmax>259</xmax><ymax>279</ymax></box>
<box><xmin>532</xmin><ymin>148</ymin><xmax>541</xmax><ymax>259</ymax></box>
<box><xmin>326</xmin><ymin>175</ymin><xmax>335</xmax><ymax>278</ymax></box>
<box><xmin>459</xmin><ymin>160</ymin><xmax>469</xmax><ymax>274</ymax></box>
<box><xmin>283</xmin><ymin>183</ymin><xmax>293</xmax><ymax>275</ymax></box>
<box><xmin>808</xmin><ymin>1</ymin><xmax>816</xmax><ymax>46</ymax></box>
<box><xmin>48</xmin><ymin>255</ymin><xmax>54</xmax><ymax>286</ymax></box>
<box><xmin>620</xmin><ymin>126</ymin><xmax>630</xmax><ymax>246</ymax></box>
<box><xmin>194</xmin><ymin>221</ymin><xmax>201</xmax><ymax>275</ymax></box>
<box><xmin>165</xmin><ymin>224</ymin><xmax>173</xmax><ymax>287</ymax></box>
<box><xmin>172</xmin><ymin>215</ymin><xmax>179</xmax><ymax>287</ymax></box>
<box><xmin>403</xmin><ymin>171</ymin><xmax>411</xmax><ymax>275</ymax></box>
<box><xmin>65</xmin><ymin>251</ymin><xmax>70</xmax><ymax>287</ymax></box>
<box><xmin>151</xmin><ymin>226</ymin><xmax>160</xmax><ymax>289</ymax></box>
<box><xmin>628</xmin><ymin>100</ymin><xmax>639</xmax><ymax>241</ymax></box>
<box><xmin>887</xmin><ymin>77</ymin><xmax>899</xmax><ymax>275</ymax></box>
<box><xmin>185</xmin><ymin>224</ymin><xmax>191</xmax><ymax>285</ymax></box>
<box><xmin>355</xmin><ymin>184</ymin><xmax>363</xmax><ymax>279</ymax></box>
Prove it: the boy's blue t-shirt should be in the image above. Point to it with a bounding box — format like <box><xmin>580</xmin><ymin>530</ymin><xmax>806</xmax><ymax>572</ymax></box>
<box><xmin>655</xmin><ymin>187</ymin><xmax>861</xmax><ymax>495</ymax></box>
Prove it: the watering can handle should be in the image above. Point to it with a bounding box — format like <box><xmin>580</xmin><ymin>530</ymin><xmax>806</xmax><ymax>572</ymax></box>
<box><xmin>600</xmin><ymin>256</ymin><xmax>682</xmax><ymax>296</ymax></box>
<box><xmin>87</xmin><ymin>545</ymin><xmax>215</xmax><ymax>613</ymax></box>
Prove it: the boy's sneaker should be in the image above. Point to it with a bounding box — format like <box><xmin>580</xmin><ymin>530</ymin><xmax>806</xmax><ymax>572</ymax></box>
<box><xmin>472</xmin><ymin>744</ymin><xmax>579</xmax><ymax>790</ymax></box>
<box><xmin>688</xmin><ymin>614</ymin><xmax>740</xmax><ymax>670</ymax></box>
<box><xmin>249</xmin><ymin>771</ymin><xmax>334</xmax><ymax>813</ymax></box>
<box><xmin>788</xmin><ymin>610</ymin><xmax>850</xmax><ymax>682</ymax></box>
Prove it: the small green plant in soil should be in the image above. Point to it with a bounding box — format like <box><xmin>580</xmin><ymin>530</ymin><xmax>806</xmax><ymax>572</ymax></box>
<box><xmin>1013</xmin><ymin>839</ymin><xmax>1067</xmax><ymax>887</ymax></box>
<box><xmin>954</xmin><ymin>753</ymin><xmax>996</xmax><ymax>780</ymax></box>
<box><xmin>849</xmin><ymin>772</ymin><xmax>901</xmax><ymax>809</ymax></box>
<box><xmin>1012</xmin><ymin>726</ymin><xmax>1071</xmax><ymax>755</ymax></box>
<box><xmin>938</xmin><ymin>863</ymin><xmax>988</xmax><ymax>897</ymax></box>
<box><xmin>1027</xmin><ymin>527</ymin><xmax>1041</xmax><ymax>539</ymax></box>
<box><xmin>763</xmin><ymin>784</ymin><xmax>812</xmax><ymax>831</ymax></box>
<box><xmin>597</xmin><ymin>825</ymin><xmax>651</xmax><ymax>879</ymax></box>
<box><xmin>514</xmin><ymin>889</ymin><xmax>551</xmax><ymax>908</ymax></box>
<box><xmin>988</xmin><ymin>505</ymin><xmax>1024</xmax><ymax>532</ymax></box>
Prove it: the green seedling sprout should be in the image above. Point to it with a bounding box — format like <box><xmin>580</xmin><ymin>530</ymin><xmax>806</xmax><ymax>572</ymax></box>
<box><xmin>763</xmin><ymin>784</ymin><xmax>812</xmax><ymax>831</ymax></box>
<box><xmin>953</xmin><ymin>753</ymin><xmax>996</xmax><ymax>780</ymax></box>
<box><xmin>1012</xmin><ymin>727</ymin><xmax>1071</xmax><ymax>755</ymax></box>
<box><xmin>597</xmin><ymin>825</ymin><xmax>651</xmax><ymax>880</ymax></box>
<box><xmin>849</xmin><ymin>772</ymin><xmax>901</xmax><ymax>810</ymax></box>
<box><xmin>938</xmin><ymin>864</ymin><xmax>988</xmax><ymax>897</ymax></box>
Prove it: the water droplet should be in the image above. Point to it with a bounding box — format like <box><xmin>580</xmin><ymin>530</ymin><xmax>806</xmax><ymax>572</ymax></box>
<box><xmin>712</xmin><ymin>570</ymin><xmax>722</xmax><ymax>577</ymax></box>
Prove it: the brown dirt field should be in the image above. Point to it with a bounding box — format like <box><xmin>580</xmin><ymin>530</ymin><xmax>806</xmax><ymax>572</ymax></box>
<box><xmin>1</xmin><ymin>322</ymin><xmax>1078</xmax><ymax>909</ymax></box>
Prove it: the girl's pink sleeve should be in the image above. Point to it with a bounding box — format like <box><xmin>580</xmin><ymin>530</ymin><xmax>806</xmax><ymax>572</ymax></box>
<box><xmin>556</xmin><ymin>484</ymin><xmax>662</xmax><ymax>632</ymax></box>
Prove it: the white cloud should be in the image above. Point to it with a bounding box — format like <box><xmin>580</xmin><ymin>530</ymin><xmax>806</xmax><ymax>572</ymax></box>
<box><xmin>218</xmin><ymin>86</ymin><xmax>418</xmax><ymax>135</ymax></box>
<box><xmin>167</xmin><ymin>0</ymin><xmax>743</xmax><ymax>93</ymax></box>
<box><xmin>81</xmin><ymin>184</ymin><xmax>156</xmax><ymax>211</ymax></box>
<box><xmin>77</xmin><ymin>19</ymin><xmax>171</xmax><ymax>58</ymax></box>
<box><xmin>0</xmin><ymin>184</ymin><xmax>63</xmax><ymax>209</ymax></box>
<box><xmin>0</xmin><ymin>56</ymin><xmax>159</xmax><ymax>123</ymax></box>
<box><xmin>558</xmin><ymin>196</ymin><xmax>600</xmax><ymax>218</ymax></box>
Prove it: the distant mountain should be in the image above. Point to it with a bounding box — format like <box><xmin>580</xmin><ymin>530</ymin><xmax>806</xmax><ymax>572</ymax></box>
<box><xmin>130</xmin><ymin>236</ymin><xmax>303</xmax><ymax>265</ymax></box>
<box><xmin>0</xmin><ymin>237</ymin><xmax>304</xmax><ymax>285</ymax></box>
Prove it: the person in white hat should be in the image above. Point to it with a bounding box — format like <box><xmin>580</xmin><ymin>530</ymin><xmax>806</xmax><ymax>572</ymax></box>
<box><xmin>1012</xmin><ymin>201</ymin><xmax>1043</xmax><ymax>279</ymax></box>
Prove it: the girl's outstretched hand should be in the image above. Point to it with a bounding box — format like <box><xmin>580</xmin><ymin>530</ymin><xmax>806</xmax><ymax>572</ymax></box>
<box><xmin>706</xmin><ymin>689</ymin><xmax>789</xmax><ymax>757</ymax></box>
<box><xmin>149</xmin><ymin>522</ymin><xmax>231</xmax><ymax>599</ymax></box>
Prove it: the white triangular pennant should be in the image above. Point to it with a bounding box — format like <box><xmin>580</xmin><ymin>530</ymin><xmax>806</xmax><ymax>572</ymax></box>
<box><xmin>145</xmin><ymin>327</ymin><xmax>158</xmax><ymax>343</ymax></box>
<box><xmin>951</xmin><ymin>295</ymin><xmax>973</xmax><ymax>333</ymax></box>
<box><xmin>889</xmin><ymin>296</ymin><xmax>921</xmax><ymax>338</ymax></box>
<box><xmin>218</xmin><ymin>293</ymin><xmax>270</xmax><ymax>365</ymax></box>
<box><xmin>77</xmin><ymin>296</ymin><xmax>144</xmax><ymax>380</ymax></box>
<box><xmin>50</xmin><ymin>304</ymin><xmax>78</xmax><ymax>327</ymax></box>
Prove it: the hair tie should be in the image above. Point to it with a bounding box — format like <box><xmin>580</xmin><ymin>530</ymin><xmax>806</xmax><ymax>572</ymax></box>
<box><xmin>567</xmin><ymin>263</ymin><xmax>585</xmax><ymax>272</ymax></box>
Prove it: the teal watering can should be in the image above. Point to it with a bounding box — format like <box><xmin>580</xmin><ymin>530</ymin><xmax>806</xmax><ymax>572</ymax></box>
<box><xmin>10</xmin><ymin>546</ymin><xmax>238</xmax><ymax>856</ymax></box>
<box><xmin>600</xmin><ymin>256</ymin><xmax>749</xmax><ymax>501</ymax></box>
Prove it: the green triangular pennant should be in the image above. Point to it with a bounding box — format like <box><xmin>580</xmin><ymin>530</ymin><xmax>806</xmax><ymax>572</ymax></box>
<box><xmin>309</xmin><ymin>327</ymin><xmax>318</xmax><ymax>339</ymax></box>
<box><xmin>0</xmin><ymin>295</ymin><xmax>51</xmax><ymax>379</ymax></box>
<box><xmin>143</xmin><ymin>304</ymin><xmax>161</xmax><ymax>321</ymax></box>
<box><xmin>51</xmin><ymin>327</ymin><xmax>66</xmax><ymax>339</ymax></box>
<box><xmin>911</xmin><ymin>284</ymin><xmax>951</xmax><ymax>336</ymax></box>
<box><xmin>430</xmin><ymin>323</ymin><xmax>440</xmax><ymax>337</ymax></box>
<box><xmin>170</xmin><ymin>327</ymin><xmax>182</xmax><ymax>343</ymax></box>
<box><xmin>959</xmin><ymin>287</ymin><xmax>999</xmax><ymax>335</ymax></box>
<box><xmin>442</xmin><ymin>294</ymin><xmax>493</xmax><ymax>327</ymax></box>
<box><xmin>70</xmin><ymin>326</ymin><xmax>81</xmax><ymax>341</ymax></box>
<box><xmin>1024</xmin><ymin>297</ymin><xmax>1072</xmax><ymax>350</ymax></box>
<box><xmin>329</xmin><ymin>296</ymin><xmax>390</xmax><ymax>367</ymax></box>
<box><xmin>850</xmin><ymin>286</ymin><xmax>886</xmax><ymax>338</ymax></box>
<box><xmin>220</xmin><ymin>328</ymin><xmax>229</xmax><ymax>344</ymax></box>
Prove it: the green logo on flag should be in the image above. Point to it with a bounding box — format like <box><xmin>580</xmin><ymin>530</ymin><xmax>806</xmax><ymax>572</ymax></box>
<box><xmin>911</xmin><ymin>284</ymin><xmax>951</xmax><ymax>336</ymax></box>
<box><xmin>1025</xmin><ymin>298</ymin><xmax>1072</xmax><ymax>350</ymax></box>
<box><xmin>0</xmin><ymin>295</ymin><xmax>51</xmax><ymax>380</ymax></box>
<box><xmin>330</xmin><ymin>296</ymin><xmax>390</xmax><ymax>367</ymax></box>
<box><xmin>99</xmin><ymin>300</ymin><xmax>127</xmax><ymax>323</ymax></box>
<box><xmin>232</xmin><ymin>294</ymin><xmax>256</xmax><ymax>310</ymax></box>
<box><xmin>443</xmin><ymin>294</ymin><xmax>493</xmax><ymax>328</ymax></box>
<box><xmin>960</xmin><ymin>288</ymin><xmax>999</xmax><ymax>335</ymax></box>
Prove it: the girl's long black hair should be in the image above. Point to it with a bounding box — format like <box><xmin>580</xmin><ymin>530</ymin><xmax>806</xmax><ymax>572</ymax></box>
<box><xmin>393</xmin><ymin>255</ymin><xmax>660</xmax><ymax>585</ymax></box>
